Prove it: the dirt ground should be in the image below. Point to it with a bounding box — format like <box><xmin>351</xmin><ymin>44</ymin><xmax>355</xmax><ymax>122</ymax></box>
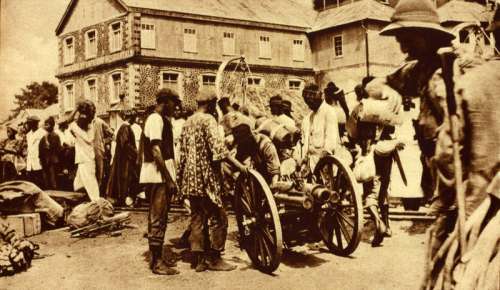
<box><xmin>3</xmin><ymin>212</ymin><xmax>430</xmax><ymax>290</ymax></box>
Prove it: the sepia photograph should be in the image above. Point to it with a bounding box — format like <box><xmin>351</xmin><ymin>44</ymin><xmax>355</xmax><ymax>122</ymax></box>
<box><xmin>0</xmin><ymin>0</ymin><xmax>498</xmax><ymax>289</ymax></box>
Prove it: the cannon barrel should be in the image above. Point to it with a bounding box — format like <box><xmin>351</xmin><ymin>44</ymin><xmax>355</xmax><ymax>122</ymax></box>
<box><xmin>274</xmin><ymin>183</ymin><xmax>339</xmax><ymax>210</ymax></box>
<box><xmin>302</xmin><ymin>183</ymin><xmax>339</xmax><ymax>203</ymax></box>
<box><xmin>274</xmin><ymin>193</ymin><xmax>313</xmax><ymax>210</ymax></box>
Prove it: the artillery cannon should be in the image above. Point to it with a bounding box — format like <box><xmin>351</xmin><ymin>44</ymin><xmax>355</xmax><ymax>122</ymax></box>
<box><xmin>233</xmin><ymin>155</ymin><xmax>363</xmax><ymax>274</ymax></box>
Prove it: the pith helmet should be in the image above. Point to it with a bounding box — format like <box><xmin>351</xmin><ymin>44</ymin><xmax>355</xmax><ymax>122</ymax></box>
<box><xmin>380</xmin><ymin>0</ymin><xmax>455</xmax><ymax>40</ymax></box>
<box><xmin>486</xmin><ymin>5</ymin><xmax>500</xmax><ymax>32</ymax></box>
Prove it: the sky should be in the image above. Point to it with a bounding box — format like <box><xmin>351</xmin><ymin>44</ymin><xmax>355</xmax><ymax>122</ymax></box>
<box><xmin>0</xmin><ymin>0</ymin><xmax>70</xmax><ymax>121</ymax></box>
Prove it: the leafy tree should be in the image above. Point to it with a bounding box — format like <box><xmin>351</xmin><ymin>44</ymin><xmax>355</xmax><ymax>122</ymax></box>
<box><xmin>11</xmin><ymin>81</ymin><xmax>58</xmax><ymax>116</ymax></box>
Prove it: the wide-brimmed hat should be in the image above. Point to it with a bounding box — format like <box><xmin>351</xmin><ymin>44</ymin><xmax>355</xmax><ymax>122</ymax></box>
<box><xmin>380</xmin><ymin>0</ymin><xmax>455</xmax><ymax>40</ymax></box>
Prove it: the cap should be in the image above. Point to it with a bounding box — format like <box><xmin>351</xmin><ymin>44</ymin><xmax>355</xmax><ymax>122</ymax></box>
<box><xmin>380</xmin><ymin>0</ymin><xmax>455</xmax><ymax>40</ymax></box>
<box><xmin>269</xmin><ymin>95</ymin><xmax>282</xmax><ymax>106</ymax></box>
<box><xmin>156</xmin><ymin>88</ymin><xmax>181</xmax><ymax>104</ymax></box>
<box><xmin>196</xmin><ymin>90</ymin><xmax>217</xmax><ymax>103</ymax></box>
<box><xmin>218</xmin><ymin>97</ymin><xmax>231</xmax><ymax>107</ymax></box>
<box><xmin>302</xmin><ymin>83</ymin><xmax>323</xmax><ymax>100</ymax></box>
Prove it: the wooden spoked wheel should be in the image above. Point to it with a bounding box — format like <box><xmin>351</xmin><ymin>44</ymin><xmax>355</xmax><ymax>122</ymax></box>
<box><xmin>234</xmin><ymin>169</ymin><xmax>283</xmax><ymax>274</ymax></box>
<box><xmin>313</xmin><ymin>155</ymin><xmax>363</xmax><ymax>256</ymax></box>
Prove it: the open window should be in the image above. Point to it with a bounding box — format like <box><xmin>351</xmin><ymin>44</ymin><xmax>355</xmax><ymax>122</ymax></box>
<box><xmin>63</xmin><ymin>36</ymin><xmax>75</xmax><ymax>65</ymax></box>
<box><xmin>161</xmin><ymin>71</ymin><xmax>184</xmax><ymax>99</ymax></box>
<box><xmin>288</xmin><ymin>79</ymin><xmax>304</xmax><ymax>91</ymax></box>
<box><xmin>202</xmin><ymin>74</ymin><xmax>216</xmax><ymax>87</ymax></box>
<box><xmin>109</xmin><ymin>22</ymin><xmax>122</xmax><ymax>53</ymax></box>
<box><xmin>85</xmin><ymin>77</ymin><xmax>98</xmax><ymax>103</ymax></box>
<box><xmin>109</xmin><ymin>71</ymin><xmax>123</xmax><ymax>104</ymax></box>
<box><xmin>63</xmin><ymin>82</ymin><xmax>75</xmax><ymax>112</ymax></box>
<box><xmin>85</xmin><ymin>29</ymin><xmax>98</xmax><ymax>59</ymax></box>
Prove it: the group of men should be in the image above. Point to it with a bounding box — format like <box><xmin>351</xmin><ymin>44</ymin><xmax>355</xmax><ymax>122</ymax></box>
<box><xmin>0</xmin><ymin>99</ymin><xmax>148</xmax><ymax>206</ymax></box>
<box><xmin>1</xmin><ymin>0</ymin><xmax>498</xmax><ymax>283</ymax></box>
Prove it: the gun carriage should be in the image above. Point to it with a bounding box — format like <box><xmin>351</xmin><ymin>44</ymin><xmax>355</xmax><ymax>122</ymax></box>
<box><xmin>233</xmin><ymin>153</ymin><xmax>363</xmax><ymax>274</ymax></box>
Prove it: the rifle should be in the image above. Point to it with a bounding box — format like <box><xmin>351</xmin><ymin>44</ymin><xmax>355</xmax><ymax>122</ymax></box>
<box><xmin>439</xmin><ymin>48</ymin><xmax>467</xmax><ymax>257</ymax></box>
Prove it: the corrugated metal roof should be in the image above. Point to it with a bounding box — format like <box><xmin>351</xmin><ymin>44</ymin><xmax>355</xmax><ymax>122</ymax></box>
<box><xmin>311</xmin><ymin>0</ymin><xmax>394</xmax><ymax>32</ymax></box>
<box><xmin>438</xmin><ymin>0</ymin><xmax>490</xmax><ymax>24</ymax></box>
<box><xmin>122</xmin><ymin>0</ymin><xmax>316</xmax><ymax>29</ymax></box>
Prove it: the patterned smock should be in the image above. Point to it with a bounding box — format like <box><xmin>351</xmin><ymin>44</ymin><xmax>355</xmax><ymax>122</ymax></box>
<box><xmin>177</xmin><ymin>112</ymin><xmax>228</xmax><ymax>207</ymax></box>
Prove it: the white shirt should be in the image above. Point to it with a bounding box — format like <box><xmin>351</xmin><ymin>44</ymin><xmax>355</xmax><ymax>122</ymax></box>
<box><xmin>139</xmin><ymin>113</ymin><xmax>175</xmax><ymax>184</ymax></box>
<box><xmin>57</xmin><ymin>129</ymin><xmax>75</xmax><ymax>147</ymax></box>
<box><xmin>70</xmin><ymin>122</ymin><xmax>95</xmax><ymax>164</ymax></box>
<box><xmin>26</xmin><ymin>128</ymin><xmax>46</xmax><ymax>171</ymax></box>
<box><xmin>301</xmin><ymin>101</ymin><xmax>340</xmax><ymax>170</ymax></box>
<box><xmin>131</xmin><ymin>123</ymin><xmax>142</xmax><ymax>150</ymax></box>
<box><xmin>275</xmin><ymin>114</ymin><xmax>296</xmax><ymax>129</ymax></box>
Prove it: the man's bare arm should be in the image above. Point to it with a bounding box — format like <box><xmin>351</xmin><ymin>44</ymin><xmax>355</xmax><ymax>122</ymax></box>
<box><xmin>151</xmin><ymin>143</ymin><xmax>175</xmax><ymax>186</ymax></box>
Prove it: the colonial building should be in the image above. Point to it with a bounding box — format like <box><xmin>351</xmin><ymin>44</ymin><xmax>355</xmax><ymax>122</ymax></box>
<box><xmin>55</xmin><ymin>0</ymin><xmax>316</xmax><ymax>124</ymax></box>
<box><xmin>55</xmin><ymin>0</ymin><xmax>492</xmax><ymax>124</ymax></box>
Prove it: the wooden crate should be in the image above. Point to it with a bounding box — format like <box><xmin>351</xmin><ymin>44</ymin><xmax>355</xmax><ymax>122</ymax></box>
<box><xmin>0</xmin><ymin>213</ymin><xmax>42</xmax><ymax>238</ymax></box>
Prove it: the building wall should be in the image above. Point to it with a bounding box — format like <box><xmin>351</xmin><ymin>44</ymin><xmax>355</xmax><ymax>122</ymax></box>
<box><xmin>58</xmin><ymin>14</ymin><xmax>130</xmax><ymax>68</ymax></box>
<box><xmin>138</xmin><ymin>15</ymin><xmax>313</xmax><ymax>69</ymax></box>
<box><xmin>310</xmin><ymin>22</ymin><xmax>403</xmax><ymax>89</ymax></box>
<box><xmin>60</xmin><ymin>0</ymin><xmax>127</xmax><ymax>36</ymax></box>
<box><xmin>133</xmin><ymin>63</ymin><xmax>314</xmax><ymax>118</ymax></box>
<box><xmin>58</xmin><ymin>64</ymin><xmax>130</xmax><ymax>116</ymax></box>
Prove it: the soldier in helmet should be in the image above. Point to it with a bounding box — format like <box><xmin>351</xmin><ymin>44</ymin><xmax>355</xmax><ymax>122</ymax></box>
<box><xmin>434</xmin><ymin>5</ymin><xmax>500</xmax><ymax>219</ymax></box>
<box><xmin>362</xmin><ymin>0</ymin><xmax>457</xmax><ymax>253</ymax></box>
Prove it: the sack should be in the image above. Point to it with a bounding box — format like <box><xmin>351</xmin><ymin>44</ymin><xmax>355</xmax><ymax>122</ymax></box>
<box><xmin>353</xmin><ymin>150</ymin><xmax>376</xmax><ymax>182</ymax></box>
<box><xmin>347</xmin><ymin>104</ymin><xmax>377</xmax><ymax>142</ymax></box>
<box><xmin>67</xmin><ymin>198</ymin><xmax>114</xmax><ymax>228</ymax></box>
<box><xmin>335</xmin><ymin>146</ymin><xmax>353</xmax><ymax>166</ymax></box>
<box><xmin>357</xmin><ymin>99</ymin><xmax>403</xmax><ymax>126</ymax></box>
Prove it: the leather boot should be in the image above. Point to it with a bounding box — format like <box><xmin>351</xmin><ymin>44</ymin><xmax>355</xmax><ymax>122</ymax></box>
<box><xmin>368</xmin><ymin>206</ymin><xmax>386</xmax><ymax>247</ymax></box>
<box><xmin>207</xmin><ymin>250</ymin><xmax>236</xmax><ymax>271</ymax></box>
<box><xmin>381</xmin><ymin>204</ymin><xmax>392</xmax><ymax>237</ymax></box>
<box><xmin>150</xmin><ymin>245</ymin><xmax>179</xmax><ymax>275</ymax></box>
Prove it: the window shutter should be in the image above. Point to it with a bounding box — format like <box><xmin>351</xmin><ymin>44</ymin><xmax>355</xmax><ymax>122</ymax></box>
<box><xmin>223</xmin><ymin>32</ymin><xmax>235</xmax><ymax>55</ymax></box>
<box><xmin>259</xmin><ymin>36</ymin><xmax>271</xmax><ymax>59</ymax></box>
<box><xmin>141</xmin><ymin>24</ymin><xmax>156</xmax><ymax>49</ymax></box>
<box><xmin>293</xmin><ymin>40</ymin><xmax>304</xmax><ymax>62</ymax></box>
<box><xmin>184</xmin><ymin>28</ymin><xmax>197</xmax><ymax>53</ymax></box>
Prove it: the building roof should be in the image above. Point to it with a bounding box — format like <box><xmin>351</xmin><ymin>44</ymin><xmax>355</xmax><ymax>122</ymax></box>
<box><xmin>122</xmin><ymin>0</ymin><xmax>316</xmax><ymax>29</ymax></box>
<box><xmin>311</xmin><ymin>0</ymin><xmax>394</xmax><ymax>32</ymax></box>
<box><xmin>438</xmin><ymin>0</ymin><xmax>490</xmax><ymax>24</ymax></box>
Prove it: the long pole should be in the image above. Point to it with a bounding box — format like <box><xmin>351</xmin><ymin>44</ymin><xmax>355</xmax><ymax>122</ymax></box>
<box><xmin>440</xmin><ymin>49</ymin><xmax>467</xmax><ymax>257</ymax></box>
<box><xmin>363</xmin><ymin>21</ymin><xmax>370</xmax><ymax>77</ymax></box>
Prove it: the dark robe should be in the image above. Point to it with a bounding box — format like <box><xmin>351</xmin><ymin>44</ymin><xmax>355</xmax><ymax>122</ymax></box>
<box><xmin>105</xmin><ymin>123</ymin><xmax>138</xmax><ymax>205</ymax></box>
<box><xmin>39</xmin><ymin>131</ymin><xmax>62</xmax><ymax>189</ymax></box>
